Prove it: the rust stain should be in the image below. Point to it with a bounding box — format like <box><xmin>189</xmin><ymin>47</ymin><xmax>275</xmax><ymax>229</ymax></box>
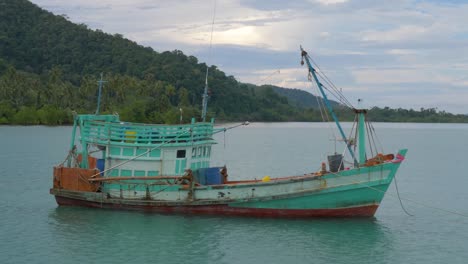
<box><xmin>53</xmin><ymin>194</ymin><xmax>379</xmax><ymax>217</ymax></box>
<box><xmin>53</xmin><ymin>166</ymin><xmax>100</xmax><ymax>192</ymax></box>
<box><xmin>76</xmin><ymin>154</ymin><xmax>98</xmax><ymax>169</ymax></box>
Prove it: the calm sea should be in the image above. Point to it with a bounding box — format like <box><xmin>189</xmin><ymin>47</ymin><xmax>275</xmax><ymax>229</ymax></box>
<box><xmin>1</xmin><ymin>122</ymin><xmax>467</xmax><ymax>263</ymax></box>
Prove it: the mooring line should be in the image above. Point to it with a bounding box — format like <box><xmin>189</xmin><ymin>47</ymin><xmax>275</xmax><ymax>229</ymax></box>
<box><xmin>329</xmin><ymin>170</ymin><xmax>468</xmax><ymax>218</ymax></box>
<box><xmin>393</xmin><ymin>173</ymin><xmax>414</xmax><ymax>216</ymax></box>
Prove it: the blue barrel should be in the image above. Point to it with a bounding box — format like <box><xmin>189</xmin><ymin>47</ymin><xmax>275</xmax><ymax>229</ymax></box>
<box><xmin>193</xmin><ymin>167</ymin><xmax>224</xmax><ymax>185</ymax></box>
<box><xmin>205</xmin><ymin>167</ymin><xmax>223</xmax><ymax>185</ymax></box>
<box><xmin>96</xmin><ymin>159</ymin><xmax>105</xmax><ymax>176</ymax></box>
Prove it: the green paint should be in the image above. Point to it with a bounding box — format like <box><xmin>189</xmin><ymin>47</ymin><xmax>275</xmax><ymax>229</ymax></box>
<box><xmin>135</xmin><ymin>148</ymin><xmax>147</xmax><ymax>156</ymax></box>
<box><xmin>149</xmin><ymin>149</ymin><xmax>161</xmax><ymax>157</ymax></box>
<box><xmin>175</xmin><ymin>160</ymin><xmax>180</xmax><ymax>174</ymax></box>
<box><xmin>121</xmin><ymin>169</ymin><xmax>132</xmax><ymax>176</ymax></box>
<box><xmin>175</xmin><ymin>159</ymin><xmax>187</xmax><ymax>174</ymax></box>
<box><xmin>77</xmin><ymin>114</ymin><xmax>215</xmax><ymax>148</ymax></box>
<box><xmin>122</xmin><ymin>148</ymin><xmax>134</xmax><ymax>156</ymax></box>
<box><xmin>230</xmin><ymin>182</ymin><xmax>390</xmax><ymax>209</ymax></box>
<box><xmin>134</xmin><ymin>170</ymin><xmax>145</xmax><ymax>176</ymax></box>
<box><xmin>181</xmin><ymin>159</ymin><xmax>187</xmax><ymax>171</ymax></box>
<box><xmin>110</xmin><ymin>147</ymin><xmax>121</xmax><ymax>156</ymax></box>
<box><xmin>148</xmin><ymin>170</ymin><xmax>159</xmax><ymax>176</ymax></box>
<box><xmin>109</xmin><ymin>169</ymin><xmax>119</xmax><ymax>177</ymax></box>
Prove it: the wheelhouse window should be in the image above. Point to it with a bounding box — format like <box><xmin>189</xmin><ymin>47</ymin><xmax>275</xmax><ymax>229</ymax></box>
<box><xmin>192</xmin><ymin>148</ymin><xmax>196</xmax><ymax>158</ymax></box>
<box><xmin>177</xmin><ymin>150</ymin><xmax>186</xmax><ymax>158</ymax></box>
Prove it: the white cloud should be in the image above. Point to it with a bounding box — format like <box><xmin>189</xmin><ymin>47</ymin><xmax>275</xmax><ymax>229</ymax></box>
<box><xmin>385</xmin><ymin>49</ymin><xmax>419</xmax><ymax>55</ymax></box>
<box><xmin>313</xmin><ymin>0</ymin><xmax>349</xmax><ymax>5</ymax></box>
<box><xmin>28</xmin><ymin>0</ymin><xmax>468</xmax><ymax>113</ymax></box>
<box><xmin>361</xmin><ymin>25</ymin><xmax>429</xmax><ymax>43</ymax></box>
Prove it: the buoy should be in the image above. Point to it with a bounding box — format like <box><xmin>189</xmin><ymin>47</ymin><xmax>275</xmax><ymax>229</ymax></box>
<box><xmin>262</xmin><ymin>176</ymin><xmax>271</xmax><ymax>182</ymax></box>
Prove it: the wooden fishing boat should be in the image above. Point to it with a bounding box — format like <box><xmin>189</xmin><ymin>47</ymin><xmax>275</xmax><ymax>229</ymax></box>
<box><xmin>50</xmin><ymin>48</ymin><xmax>407</xmax><ymax>217</ymax></box>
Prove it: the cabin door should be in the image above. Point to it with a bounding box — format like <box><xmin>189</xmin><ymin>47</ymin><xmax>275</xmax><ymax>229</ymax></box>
<box><xmin>175</xmin><ymin>149</ymin><xmax>187</xmax><ymax>175</ymax></box>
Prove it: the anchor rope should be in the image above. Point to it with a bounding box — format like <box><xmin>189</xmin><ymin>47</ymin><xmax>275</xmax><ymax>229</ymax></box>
<box><xmin>328</xmin><ymin>170</ymin><xmax>468</xmax><ymax>218</ymax></box>
<box><xmin>393</xmin><ymin>172</ymin><xmax>414</xmax><ymax>216</ymax></box>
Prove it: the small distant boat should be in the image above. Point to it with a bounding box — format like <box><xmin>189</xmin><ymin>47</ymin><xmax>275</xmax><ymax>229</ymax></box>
<box><xmin>50</xmin><ymin>48</ymin><xmax>407</xmax><ymax>217</ymax></box>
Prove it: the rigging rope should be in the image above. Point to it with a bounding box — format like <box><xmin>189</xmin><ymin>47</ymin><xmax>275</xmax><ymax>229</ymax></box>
<box><xmin>366</xmin><ymin>121</ymin><xmax>377</xmax><ymax>155</ymax></box>
<box><xmin>307</xmin><ymin>55</ymin><xmax>355</xmax><ymax>108</ymax></box>
<box><xmin>257</xmin><ymin>69</ymin><xmax>280</xmax><ymax>85</ymax></box>
<box><xmin>301</xmin><ymin>49</ymin><xmax>467</xmax><ymax>217</ymax></box>
<box><xmin>365</xmin><ymin>120</ymin><xmax>374</xmax><ymax>158</ymax></box>
<box><xmin>369</xmin><ymin>121</ymin><xmax>384</xmax><ymax>152</ymax></box>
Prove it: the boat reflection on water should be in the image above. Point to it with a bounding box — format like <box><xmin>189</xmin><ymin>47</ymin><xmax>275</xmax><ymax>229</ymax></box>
<box><xmin>48</xmin><ymin>207</ymin><xmax>393</xmax><ymax>263</ymax></box>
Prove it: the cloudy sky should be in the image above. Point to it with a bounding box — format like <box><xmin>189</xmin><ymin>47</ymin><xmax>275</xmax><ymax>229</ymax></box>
<box><xmin>30</xmin><ymin>0</ymin><xmax>468</xmax><ymax>113</ymax></box>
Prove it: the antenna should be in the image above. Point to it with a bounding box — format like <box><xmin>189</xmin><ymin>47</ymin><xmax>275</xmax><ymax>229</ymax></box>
<box><xmin>179</xmin><ymin>108</ymin><xmax>183</xmax><ymax>124</ymax></box>
<box><xmin>201</xmin><ymin>0</ymin><xmax>217</xmax><ymax>122</ymax></box>
<box><xmin>95</xmin><ymin>73</ymin><xmax>107</xmax><ymax>115</ymax></box>
<box><xmin>201</xmin><ymin>71</ymin><xmax>209</xmax><ymax>122</ymax></box>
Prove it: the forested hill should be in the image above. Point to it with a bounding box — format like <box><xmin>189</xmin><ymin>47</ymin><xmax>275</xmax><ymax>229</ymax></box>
<box><xmin>1</xmin><ymin>0</ymin><xmax>467</xmax><ymax>125</ymax></box>
<box><xmin>266</xmin><ymin>85</ymin><xmax>339</xmax><ymax>109</ymax></box>
<box><xmin>0</xmin><ymin>0</ymin><xmax>311</xmax><ymax>124</ymax></box>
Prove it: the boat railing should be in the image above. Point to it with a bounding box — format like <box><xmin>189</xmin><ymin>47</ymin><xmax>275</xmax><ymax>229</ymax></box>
<box><xmin>79</xmin><ymin>120</ymin><xmax>214</xmax><ymax>146</ymax></box>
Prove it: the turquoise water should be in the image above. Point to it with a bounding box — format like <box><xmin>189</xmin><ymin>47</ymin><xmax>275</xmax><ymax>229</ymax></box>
<box><xmin>1</xmin><ymin>123</ymin><xmax>468</xmax><ymax>263</ymax></box>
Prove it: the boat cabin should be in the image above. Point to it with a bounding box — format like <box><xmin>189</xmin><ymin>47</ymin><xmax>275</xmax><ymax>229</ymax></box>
<box><xmin>71</xmin><ymin>114</ymin><xmax>216</xmax><ymax>179</ymax></box>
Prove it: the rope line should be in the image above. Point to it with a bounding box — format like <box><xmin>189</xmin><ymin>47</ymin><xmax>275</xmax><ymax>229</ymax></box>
<box><xmin>257</xmin><ymin>69</ymin><xmax>280</xmax><ymax>85</ymax></box>
<box><xmin>328</xmin><ymin>170</ymin><xmax>468</xmax><ymax>218</ymax></box>
<box><xmin>365</xmin><ymin>120</ymin><xmax>374</xmax><ymax>158</ymax></box>
<box><xmin>394</xmin><ymin>172</ymin><xmax>414</xmax><ymax>216</ymax></box>
<box><xmin>307</xmin><ymin>55</ymin><xmax>354</xmax><ymax>108</ymax></box>
<box><xmin>369</xmin><ymin>121</ymin><xmax>384</xmax><ymax>152</ymax></box>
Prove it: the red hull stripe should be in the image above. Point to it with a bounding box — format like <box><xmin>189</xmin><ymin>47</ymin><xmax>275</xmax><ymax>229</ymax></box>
<box><xmin>55</xmin><ymin>196</ymin><xmax>378</xmax><ymax>218</ymax></box>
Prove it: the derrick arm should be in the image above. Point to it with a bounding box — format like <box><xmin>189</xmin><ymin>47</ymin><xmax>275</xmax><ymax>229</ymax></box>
<box><xmin>301</xmin><ymin>47</ymin><xmax>358</xmax><ymax>166</ymax></box>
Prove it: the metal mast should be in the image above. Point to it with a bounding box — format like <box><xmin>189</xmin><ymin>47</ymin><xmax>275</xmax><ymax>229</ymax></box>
<box><xmin>201</xmin><ymin>70</ymin><xmax>209</xmax><ymax>122</ymax></box>
<box><xmin>95</xmin><ymin>73</ymin><xmax>107</xmax><ymax>115</ymax></box>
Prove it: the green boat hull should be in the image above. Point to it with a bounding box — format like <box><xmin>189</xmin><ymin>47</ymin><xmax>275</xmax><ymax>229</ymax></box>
<box><xmin>51</xmin><ymin>149</ymin><xmax>406</xmax><ymax>218</ymax></box>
